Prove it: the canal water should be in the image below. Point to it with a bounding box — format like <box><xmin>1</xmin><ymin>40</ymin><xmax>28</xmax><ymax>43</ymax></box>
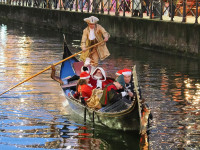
<box><xmin>0</xmin><ymin>21</ymin><xmax>199</xmax><ymax>150</ymax></box>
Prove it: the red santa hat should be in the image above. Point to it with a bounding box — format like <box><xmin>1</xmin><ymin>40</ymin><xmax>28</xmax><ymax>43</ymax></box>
<box><xmin>80</xmin><ymin>71</ymin><xmax>90</xmax><ymax>79</ymax></box>
<box><xmin>115</xmin><ymin>70</ymin><xmax>123</xmax><ymax>76</ymax></box>
<box><xmin>122</xmin><ymin>68</ymin><xmax>132</xmax><ymax>76</ymax></box>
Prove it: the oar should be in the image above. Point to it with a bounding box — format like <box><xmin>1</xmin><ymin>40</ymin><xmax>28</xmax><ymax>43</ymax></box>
<box><xmin>0</xmin><ymin>40</ymin><xmax>104</xmax><ymax>96</ymax></box>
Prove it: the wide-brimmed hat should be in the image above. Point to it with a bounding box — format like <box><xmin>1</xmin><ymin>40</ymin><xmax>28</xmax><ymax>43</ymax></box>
<box><xmin>116</xmin><ymin>75</ymin><xmax>125</xmax><ymax>88</ymax></box>
<box><xmin>84</xmin><ymin>16</ymin><xmax>99</xmax><ymax>24</ymax></box>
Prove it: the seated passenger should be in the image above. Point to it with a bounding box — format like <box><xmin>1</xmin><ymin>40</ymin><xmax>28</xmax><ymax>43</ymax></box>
<box><xmin>115</xmin><ymin>68</ymin><xmax>135</xmax><ymax>101</ymax></box>
<box><xmin>115</xmin><ymin>69</ymin><xmax>123</xmax><ymax>78</ymax></box>
<box><xmin>121</xmin><ymin>68</ymin><xmax>135</xmax><ymax>101</ymax></box>
<box><xmin>99</xmin><ymin>75</ymin><xmax>125</xmax><ymax>107</ymax></box>
<box><xmin>81</xmin><ymin>66</ymin><xmax>114</xmax><ymax>89</ymax></box>
<box><xmin>89</xmin><ymin>67</ymin><xmax>112</xmax><ymax>89</ymax></box>
<box><xmin>76</xmin><ymin>71</ymin><xmax>94</xmax><ymax>103</ymax></box>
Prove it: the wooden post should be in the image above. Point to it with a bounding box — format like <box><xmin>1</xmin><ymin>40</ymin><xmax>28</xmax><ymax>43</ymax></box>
<box><xmin>108</xmin><ymin>0</ymin><xmax>110</xmax><ymax>14</ymax></box>
<box><xmin>182</xmin><ymin>0</ymin><xmax>186</xmax><ymax>22</ymax></box>
<box><xmin>92</xmin><ymin>111</ymin><xmax>95</xmax><ymax>128</ymax></box>
<box><xmin>46</xmin><ymin>0</ymin><xmax>49</xmax><ymax>8</ymax></box>
<box><xmin>160</xmin><ymin>0</ymin><xmax>163</xmax><ymax>20</ymax></box>
<box><xmin>84</xmin><ymin>107</ymin><xmax>87</xmax><ymax>123</ymax></box>
<box><xmin>81</xmin><ymin>0</ymin><xmax>83</xmax><ymax>12</ymax></box>
<box><xmin>170</xmin><ymin>0</ymin><xmax>173</xmax><ymax>21</ymax></box>
<box><xmin>123</xmin><ymin>0</ymin><xmax>125</xmax><ymax>16</ymax></box>
<box><xmin>150</xmin><ymin>0</ymin><xmax>153</xmax><ymax>19</ymax></box>
<box><xmin>195</xmin><ymin>0</ymin><xmax>199</xmax><ymax>24</ymax></box>
<box><xmin>132</xmin><ymin>0</ymin><xmax>134</xmax><ymax>17</ymax></box>
<box><xmin>101</xmin><ymin>0</ymin><xmax>104</xmax><ymax>13</ymax></box>
<box><xmin>87</xmin><ymin>0</ymin><xmax>90</xmax><ymax>12</ymax></box>
<box><xmin>92</xmin><ymin>0</ymin><xmax>96</xmax><ymax>12</ymax></box>
<box><xmin>115</xmin><ymin>0</ymin><xmax>119</xmax><ymax>16</ymax></box>
<box><xmin>75</xmin><ymin>0</ymin><xmax>78</xmax><ymax>11</ymax></box>
<box><xmin>140</xmin><ymin>0</ymin><xmax>143</xmax><ymax>18</ymax></box>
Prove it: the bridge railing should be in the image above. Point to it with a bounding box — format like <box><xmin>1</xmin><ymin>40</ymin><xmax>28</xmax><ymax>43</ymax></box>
<box><xmin>0</xmin><ymin>0</ymin><xmax>199</xmax><ymax>24</ymax></box>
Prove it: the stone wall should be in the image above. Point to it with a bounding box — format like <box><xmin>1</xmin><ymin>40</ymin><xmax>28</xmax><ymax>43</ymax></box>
<box><xmin>0</xmin><ymin>4</ymin><xmax>199</xmax><ymax>57</ymax></box>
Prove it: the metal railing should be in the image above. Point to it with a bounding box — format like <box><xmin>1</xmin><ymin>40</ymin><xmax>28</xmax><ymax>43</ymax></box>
<box><xmin>0</xmin><ymin>0</ymin><xmax>199</xmax><ymax>24</ymax></box>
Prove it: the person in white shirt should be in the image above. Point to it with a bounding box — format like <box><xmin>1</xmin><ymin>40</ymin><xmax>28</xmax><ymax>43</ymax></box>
<box><xmin>80</xmin><ymin>16</ymin><xmax>110</xmax><ymax>73</ymax></box>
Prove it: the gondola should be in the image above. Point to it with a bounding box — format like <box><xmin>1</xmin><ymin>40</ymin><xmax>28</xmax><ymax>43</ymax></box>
<box><xmin>59</xmin><ymin>39</ymin><xmax>144</xmax><ymax>132</ymax></box>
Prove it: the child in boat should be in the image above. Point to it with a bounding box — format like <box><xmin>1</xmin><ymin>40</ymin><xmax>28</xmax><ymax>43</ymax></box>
<box><xmin>99</xmin><ymin>75</ymin><xmax>125</xmax><ymax>107</ymax></box>
<box><xmin>76</xmin><ymin>71</ymin><xmax>95</xmax><ymax>102</ymax></box>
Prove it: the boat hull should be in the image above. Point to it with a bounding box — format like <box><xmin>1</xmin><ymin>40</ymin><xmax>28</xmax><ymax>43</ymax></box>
<box><xmin>64</xmin><ymin>90</ymin><xmax>140</xmax><ymax>131</ymax></box>
<box><xmin>60</xmin><ymin>40</ymin><xmax>141</xmax><ymax>131</ymax></box>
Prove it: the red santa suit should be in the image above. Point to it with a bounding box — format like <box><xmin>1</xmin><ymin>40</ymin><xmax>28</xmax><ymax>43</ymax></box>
<box><xmin>77</xmin><ymin>71</ymin><xmax>94</xmax><ymax>101</ymax></box>
<box><xmin>89</xmin><ymin>67</ymin><xmax>113</xmax><ymax>89</ymax></box>
<box><xmin>78</xmin><ymin>84</ymin><xmax>93</xmax><ymax>101</ymax></box>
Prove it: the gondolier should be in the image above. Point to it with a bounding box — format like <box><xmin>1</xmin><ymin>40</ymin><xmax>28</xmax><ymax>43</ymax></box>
<box><xmin>80</xmin><ymin>16</ymin><xmax>110</xmax><ymax>71</ymax></box>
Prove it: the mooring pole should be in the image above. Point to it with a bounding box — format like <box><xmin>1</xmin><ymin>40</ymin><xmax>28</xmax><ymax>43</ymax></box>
<box><xmin>84</xmin><ymin>107</ymin><xmax>87</xmax><ymax>123</ymax></box>
<box><xmin>92</xmin><ymin>111</ymin><xmax>95</xmax><ymax>128</ymax></box>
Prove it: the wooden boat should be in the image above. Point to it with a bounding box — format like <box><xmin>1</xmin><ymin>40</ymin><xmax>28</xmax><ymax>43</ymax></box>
<box><xmin>59</xmin><ymin>39</ymin><xmax>143</xmax><ymax>132</ymax></box>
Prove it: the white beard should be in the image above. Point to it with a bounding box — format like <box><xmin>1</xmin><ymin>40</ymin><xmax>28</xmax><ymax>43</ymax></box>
<box><xmin>94</xmin><ymin>75</ymin><xmax>102</xmax><ymax>80</ymax></box>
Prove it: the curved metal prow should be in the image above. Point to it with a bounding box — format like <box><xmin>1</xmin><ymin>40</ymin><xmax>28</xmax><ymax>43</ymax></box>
<box><xmin>132</xmin><ymin>65</ymin><xmax>142</xmax><ymax>134</ymax></box>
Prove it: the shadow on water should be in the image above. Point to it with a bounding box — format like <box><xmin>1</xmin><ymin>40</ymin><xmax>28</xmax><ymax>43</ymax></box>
<box><xmin>45</xmin><ymin>117</ymin><xmax>147</xmax><ymax>150</ymax></box>
<box><xmin>61</xmin><ymin>105</ymin><xmax>150</xmax><ymax>150</ymax></box>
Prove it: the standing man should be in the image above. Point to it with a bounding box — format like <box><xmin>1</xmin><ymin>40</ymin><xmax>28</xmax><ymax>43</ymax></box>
<box><xmin>80</xmin><ymin>16</ymin><xmax>110</xmax><ymax>72</ymax></box>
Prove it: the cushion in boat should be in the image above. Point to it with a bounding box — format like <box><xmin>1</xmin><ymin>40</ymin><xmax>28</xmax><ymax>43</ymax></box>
<box><xmin>73</xmin><ymin>61</ymin><xmax>91</xmax><ymax>76</ymax></box>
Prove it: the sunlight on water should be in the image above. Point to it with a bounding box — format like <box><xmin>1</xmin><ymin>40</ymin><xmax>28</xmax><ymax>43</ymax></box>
<box><xmin>0</xmin><ymin>23</ymin><xmax>109</xmax><ymax>149</ymax></box>
<box><xmin>0</xmin><ymin>21</ymin><xmax>199</xmax><ymax>150</ymax></box>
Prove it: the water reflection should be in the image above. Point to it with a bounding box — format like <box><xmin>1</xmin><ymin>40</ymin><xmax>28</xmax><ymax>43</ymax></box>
<box><xmin>0</xmin><ymin>21</ymin><xmax>199</xmax><ymax>149</ymax></box>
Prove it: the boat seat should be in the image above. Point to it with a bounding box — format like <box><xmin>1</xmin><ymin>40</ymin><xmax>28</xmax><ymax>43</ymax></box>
<box><xmin>73</xmin><ymin>61</ymin><xmax>91</xmax><ymax>76</ymax></box>
<box><xmin>99</xmin><ymin>99</ymin><xmax>131</xmax><ymax>112</ymax></box>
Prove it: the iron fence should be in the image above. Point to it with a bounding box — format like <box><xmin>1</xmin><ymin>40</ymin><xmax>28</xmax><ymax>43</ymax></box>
<box><xmin>0</xmin><ymin>0</ymin><xmax>199</xmax><ymax>24</ymax></box>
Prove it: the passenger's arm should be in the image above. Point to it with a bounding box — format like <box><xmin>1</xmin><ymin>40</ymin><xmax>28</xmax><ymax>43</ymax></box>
<box><xmin>109</xmin><ymin>88</ymin><xmax>122</xmax><ymax>103</ymax></box>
